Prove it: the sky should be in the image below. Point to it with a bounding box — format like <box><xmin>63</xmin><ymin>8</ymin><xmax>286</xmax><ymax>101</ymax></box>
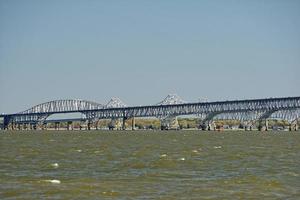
<box><xmin>0</xmin><ymin>0</ymin><xmax>299</xmax><ymax>113</ymax></box>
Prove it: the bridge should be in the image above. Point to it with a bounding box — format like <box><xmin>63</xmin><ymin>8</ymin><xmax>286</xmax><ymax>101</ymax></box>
<box><xmin>1</xmin><ymin>95</ymin><xmax>300</xmax><ymax>131</ymax></box>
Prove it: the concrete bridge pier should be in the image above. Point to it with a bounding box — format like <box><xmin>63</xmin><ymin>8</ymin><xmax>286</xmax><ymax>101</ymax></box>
<box><xmin>132</xmin><ymin>117</ymin><xmax>135</xmax><ymax>130</ymax></box>
<box><xmin>200</xmin><ymin>122</ymin><xmax>206</xmax><ymax>130</ymax></box>
<box><xmin>67</xmin><ymin>121</ymin><xmax>73</xmax><ymax>130</ymax></box>
<box><xmin>160</xmin><ymin>116</ymin><xmax>179</xmax><ymax>130</ymax></box>
<box><xmin>20</xmin><ymin>123</ymin><xmax>24</xmax><ymax>130</ymax></box>
<box><xmin>259</xmin><ymin>119</ymin><xmax>268</xmax><ymax>131</ymax></box>
<box><xmin>200</xmin><ymin>121</ymin><xmax>215</xmax><ymax>131</ymax></box>
<box><xmin>122</xmin><ymin>117</ymin><xmax>126</xmax><ymax>130</ymax></box>
<box><xmin>87</xmin><ymin>121</ymin><xmax>91</xmax><ymax>130</ymax></box>
<box><xmin>32</xmin><ymin>123</ymin><xmax>37</xmax><ymax>130</ymax></box>
<box><xmin>10</xmin><ymin>122</ymin><xmax>15</xmax><ymax>130</ymax></box>
<box><xmin>43</xmin><ymin>122</ymin><xmax>47</xmax><ymax>130</ymax></box>
<box><xmin>95</xmin><ymin>120</ymin><xmax>99</xmax><ymax>130</ymax></box>
<box><xmin>54</xmin><ymin>122</ymin><xmax>60</xmax><ymax>130</ymax></box>
<box><xmin>24</xmin><ymin>123</ymin><xmax>28</xmax><ymax>130</ymax></box>
<box><xmin>243</xmin><ymin>121</ymin><xmax>253</xmax><ymax>131</ymax></box>
<box><xmin>208</xmin><ymin>121</ymin><xmax>216</xmax><ymax>131</ymax></box>
<box><xmin>249</xmin><ymin>125</ymin><xmax>253</xmax><ymax>131</ymax></box>
<box><xmin>108</xmin><ymin>118</ymin><xmax>122</xmax><ymax>130</ymax></box>
<box><xmin>289</xmin><ymin>123</ymin><xmax>298</xmax><ymax>131</ymax></box>
<box><xmin>3</xmin><ymin>116</ymin><xmax>11</xmax><ymax>130</ymax></box>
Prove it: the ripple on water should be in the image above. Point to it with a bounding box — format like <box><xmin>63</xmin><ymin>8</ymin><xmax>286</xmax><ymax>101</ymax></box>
<box><xmin>0</xmin><ymin>131</ymin><xmax>299</xmax><ymax>199</ymax></box>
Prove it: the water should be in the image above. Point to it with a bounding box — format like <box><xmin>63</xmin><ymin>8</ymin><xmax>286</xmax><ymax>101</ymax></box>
<box><xmin>0</xmin><ymin>131</ymin><xmax>299</xmax><ymax>199</ymax></box>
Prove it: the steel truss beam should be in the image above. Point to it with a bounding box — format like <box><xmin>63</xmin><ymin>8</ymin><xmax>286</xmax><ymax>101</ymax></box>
<box><xmin>1</xmin><ymin>97</ymin><xmax>299</xmax><ymax>126</ymax></box>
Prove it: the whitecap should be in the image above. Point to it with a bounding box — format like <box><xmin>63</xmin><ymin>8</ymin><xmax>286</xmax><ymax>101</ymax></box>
<box><xmin>179</xmin><ymin>157</ymin><xmax>185</xmax><ymax>161</ymax></box>
<box><xmin>76</xmin><ymin>149</ymin><xmax>82</xmax><ymax>152</ymax></box>
<box><xmin>51</xmin><ymin>163</ymin><xmax>59</xmax><ymax>168</ymax></box>
<box><xmin>44</xmin><ymin>179</ymin><xmax>61</xmax><ymax>184</ymax></box>
<box><xmin>160</xmin><ymin>154</ymin><xmax>167</xmax><ymax>158</ymax></box>
<box><xmin>214</xmin><ymin>146</ymin><xmax>222</xmax><ymax>149</ymax></box>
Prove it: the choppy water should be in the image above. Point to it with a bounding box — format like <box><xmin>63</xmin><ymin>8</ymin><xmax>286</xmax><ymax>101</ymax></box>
<box><xmin>0</xmin><ymin>131</ymin><xmax>299</xmax><ymax>199</ymax></box>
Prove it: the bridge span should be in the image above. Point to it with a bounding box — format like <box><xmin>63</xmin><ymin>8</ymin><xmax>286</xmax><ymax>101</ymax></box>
<box><xmin>1</xmin><ymin>95</ymin><xmax>300</xmax><ymax>131</ymax></box>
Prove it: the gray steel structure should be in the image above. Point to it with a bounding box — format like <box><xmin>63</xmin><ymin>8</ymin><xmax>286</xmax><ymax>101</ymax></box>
<box><xmin>1</xmin><ymin>96</ymin><xmax>300</xmax><ymax>130</ymax></box>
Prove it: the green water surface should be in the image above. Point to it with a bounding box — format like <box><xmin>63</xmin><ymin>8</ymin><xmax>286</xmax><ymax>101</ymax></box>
<box><xmin>0</xmin><ymin>131</ymin><xmax>299</xmax><ymax>199</ymax></box>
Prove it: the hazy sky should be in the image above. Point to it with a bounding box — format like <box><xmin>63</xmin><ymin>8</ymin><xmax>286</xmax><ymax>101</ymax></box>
<box><xmin>0</xmin><ymin>0</ymin><xmax>299</xmax><ymax>113</ymax></box>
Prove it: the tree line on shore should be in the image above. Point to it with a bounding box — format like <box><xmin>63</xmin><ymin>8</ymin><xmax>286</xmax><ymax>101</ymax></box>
<box><xmin>40</xmin><ymin>118</ymin><xmax>296</xmax><ymax>130</ymax></box>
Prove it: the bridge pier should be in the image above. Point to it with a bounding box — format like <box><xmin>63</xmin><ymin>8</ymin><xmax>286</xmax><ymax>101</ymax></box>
<box><xmin>243</xmin><ymin>121</ymin><xmax>253</xmax><ymax>131</ymax></box>
<box><xmin>199</xmin><ymin>122</ymin><xmax>206</xmax><ymax>130</ymax></box>
<box><xmin>208</xmin><ymin>122</ymin><xmax>216</xmax><ymax>131</ymax></box>
<box><xmin>32</xmin><ymin>123</ymin><xmax>37</xmax><ymax>130</ymax></box>
<box><xmin>87</xmin><ymin>121</ymin><xmax>91</xmax><ymax>130</ymax></box>
<box><xmin>132</xmin><ymin>117</ymin><xmax>135</xmax><ymax>130</ymax></box>
<box><xmin>259</xmin><ymin>119</ymin><xmax>268</xmax><ymax>131</ymax></box>
<box><xmin>289</xmin><ymin>123</ymin><xmax>298</xmax><ymax>131</ymax></box>
<box><xmin>55</xmin><ymin>122</ymin><xmax>60</xmax><ymax>130</ymax></box>
<box><xmin>95</xmin><ymin>120</ymin><xmax>99</xmax><ymax>130</ymax></box>
<box><xmin>11</xmin><ymin>122</ymin><xmax>15</xmax><ymax>130</ymax></box>
<box><xmin>108</xmin><ymin>118</ymin><xmax>122</xmax><ymax>130</ymax></box>
<box><xmin>3</xmin><ymin>116</ymin><xmax>11</xmax><ymax>130</ymax></box>
<box><xmin>67</xmin><ymin>121</ymin><xmax>73</xmax><ymax>130</ymax></box>
<box><xmin>200</xmin><ymin>121</ymin><xmax>215</xmax><ymax>131</ymax></box>
<box><xmin>43</xmin><ymin>122</ymin><xmax>47</xmax><ymax>130</ymax></box>
<box><xmin>122</xmin><ymin>117</ymin><xmax>126</xmax><ymax>130</ymax></box>
<box><xmin>160</xmin><ymin>116</ymin><xmax>179</xmax><ymax>130</ymax></box>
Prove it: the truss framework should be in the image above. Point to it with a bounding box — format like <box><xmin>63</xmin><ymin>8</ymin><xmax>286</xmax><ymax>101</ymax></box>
<box><xmin>1</xmin><ymin>96</ymin><xmax>300</xmax><ymax>126</ymax></box>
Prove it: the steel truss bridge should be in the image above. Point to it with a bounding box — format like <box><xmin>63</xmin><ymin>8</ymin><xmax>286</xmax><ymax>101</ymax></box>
<box><xmin>1</xmin><ymin>95</ymin><xmax>300</xmax><ymax>130</ymax></box>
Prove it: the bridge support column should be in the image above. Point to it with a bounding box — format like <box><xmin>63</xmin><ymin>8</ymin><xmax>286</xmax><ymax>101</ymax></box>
<box><xmin>208</xmin><ymin>121</ymin><xmax>216</xmax><ymax>131</ymax></box>
<box><xmin>161</xmin><ymin>116</ymin><xmax>179</xmax><ymax>130</ymax></box>
<box><xmin>132</xmin><ymin>117</ymin><xmax>135</xmax><ymax>130</ymax></box>
<box><xmin>3</xmin><ymin>116</ymin><xmax>10</xmax><ymax>130</ymax></box>
<box><xmin>200</xmin><ymin>121</ymin><xmax>215</xmax><ymax>131</ymax></box>
<box><xmin>108</xmin><ymin>118</ymin><xmax>122</xmax><ymax>130</ymax></box>
<box><xmin>11</xmin><ymin>122</ymin><xmax>15</xmax><ymax>130</ymax></box>
<box><xmin>289</xmin><ymin>123</ymin><xmax>298</xmax><ymax>131</ymax></box>
<box><xmin>43</xmin><ymin>122</ymin><xmax>47</xmax><ymax>130</ymax></box>
<box><xmin>87</xmin><ymin>121</ymin><xmax>91</xmax><ymax>130</ymax></box>
<box><xmin>55</xmin><ymin>122</ymin><xmax>60</xmax><ymax>130</ymax></box>
<box><xmin>259</xmin><ymin>119</ymin><xmax>268</xmax><ymax>131</ymax></box>
<box><xmin>199</xmin><ymin>122</ymin><xmax>207</xmax><ymax>130</ymax></box>
<box><xmin>67</xmin><ymin>121</ymin><xmax>73</xmax><ymax>130</ymax></box>
<box><xmin>122</xmin><ymin>117</ymin><xmax>126</xmax><ymax>130</ymax></box>
<box><xmin>244</xmin><ymin>121</ymin><xmax>253</xmax><ymax>131</ymax></box>
<box><xmin>95</xmin><ymin>120</ymin><xmax>99</xmax><ymax>130</ymax></box>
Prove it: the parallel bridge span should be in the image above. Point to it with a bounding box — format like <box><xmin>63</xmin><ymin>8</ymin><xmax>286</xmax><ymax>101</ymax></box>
<box><xmin>1</xmin><ymin>96</ymin><xmax>300</xmax><ymax>130</ymax></box>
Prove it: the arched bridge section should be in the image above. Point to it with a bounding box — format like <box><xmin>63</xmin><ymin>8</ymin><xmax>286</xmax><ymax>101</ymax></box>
<box><xmin>8</xmin><ymin>99</ymin><xmax>104</xmax><ymax>123</ymax></box>
<box><xmin>20</xmin><ymin>99</ymin><xmax>104</xmax><ymax>114</ymax></box>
